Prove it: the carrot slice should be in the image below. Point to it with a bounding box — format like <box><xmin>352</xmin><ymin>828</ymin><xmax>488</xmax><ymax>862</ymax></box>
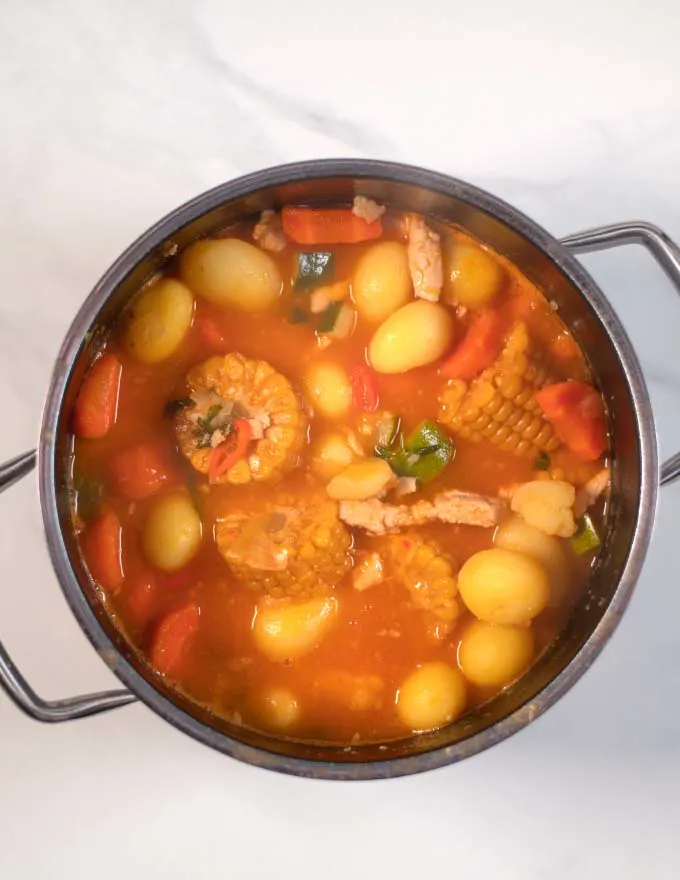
<box><xmin>536</xmin><ymin>381</ymin><xmax>607</xmax><ymax>462</ymax></box>
<box><xmin>150</xmin><ymin>602</ymin><xmax>200</xmax><ymax>676</ymax></box>
<box><xmin>208</xmin><ymin>418</ymin><xmax>253</xmax><ymax>481</ymax></box>
<box><xmin>81</xmin><ymin>507</ymin><xmax>124</xmax><ymax>592</ymax></box>
<box><xmin>439</xmin><ymin>310</ymin><xmax>504</xmax><ymax>380</ymax></box>
<box><xmin>281</xmin><ymin>207</ymin><xmax>382</xmax><ymax>245</ymax></box>
<box><xmin>194</xmin><ymin>310</ymin><xmax>227</xmax><ymax>350</ymax></box>
<box><xmin>73</xmin><ymin>354</ymin><xmax>122</xmax><ymax>439</ymax></box>
<box><xmin>350</xmin><ymin>365</ymin><xmax>379</xmax><ymax>412</ymax></box>
<box><xmin>124</xmin><ymin>570</ymin><xmax>158</xmax><ymax>628</ymax></box>
<box><xmin>109</xmin><ymin>442</ymin><xmax>173</xmax><ymax>500</ymax></box>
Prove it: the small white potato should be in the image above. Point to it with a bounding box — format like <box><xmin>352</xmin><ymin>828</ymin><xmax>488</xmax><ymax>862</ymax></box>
<box><xmin>310</xmin><ymin>432</ymin><xmax>356</xmax><ymax>481</ymax></box>
<box><xmin>255</xmin><ymin>687</ymin><xmax>301</xmax><ymax>730</ymax></box>
<box><xmin>179</xmin><ymin>238</ymin><xmax>282</xmax><ymax>313</ymax></box>
<box><xmin>368</xmin><ymin>301</ymin><xmax>454</xmax><ymax>374</ymax></box>
<box><xmin>443</xmin><ymin>240</ymin><xmax>505</xmax><ymax>310</ymax></box>
<box><xmin>123</xmin><ymin>278</ymin><xmax>194</xmax><ymax>363</ymax></box>
<box><xmin>458</xmin><ymin>620</ymin><xmax>534</xmax><ymax>688</ymax></box>
<box><xmin>352</xmin><ymin>241</ymin><xmax>412</xmax><ymax>322</ymax></box>
<box><xmin>142</xmin><ymin>492</ymin><xmax>202</xmax><ymax>572</ymax></box>
<box><xmin>303</xmin><ymin>362</ymin><xmax>353</xmax><ymax>419</ymax></box>
<box><xmin>511</xmin><ymin>480</ymin><xmax>577</xmax><ymax>538</ymax></box>
<box><xmin>396</xmin><ymin>662</ymin><xmax>467</xmax><ymax>732</ymax></box>
<box><xmin>494</xmin><ymin>515</ymin><xmax>570</xmax><ymax>607</ymax></box>
<box><xmin>253</xmin><ymin>596</ymin><xmax>338</xmax><ymax>663</ymax></box>
<box><xmin>326</xmin><ymin>458</ymin><xmax>395</xmax><ymax>501</ymax></box>
<box><xmin>458</xmin><ymin>548</ymin><xmax>549</xmax><ymax>626</ymax></box>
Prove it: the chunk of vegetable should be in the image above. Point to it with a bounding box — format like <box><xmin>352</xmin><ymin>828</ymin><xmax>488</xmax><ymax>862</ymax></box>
<box><xmin>310</xmin><ymin>431</ymin><xmax>356</xmax><ymax>480</ymax></box>
<box><xmin>142</xmin><ymin>492</ymin><xmax>202</xmax><ymax>572</ymax></box>
<box><xmin>349</xmin><ymin>365</ymin><xmax>379</xmax><ymax>412</ymax></box>
<box><xmin>282</xmin><ymin>207</ymin><xmax>382</xmax><ymax>245</ymax></box>
<box><xmin>255</xmin><ymin>687</ymin><xmax>301</xmax><ymax>729</ymax></box>
<box><xmin>318</xmin><ymin>302</ymin><xmax>355</xmax><ymax>340</ymax></box>
<box><xmin>109</xmin><ymin>442</ymin><xmax>173</xmax><ymax>500</ymax></box>
<box><xmin>458</xmin><ymin>620</ymin><xmax>534</xmax><ymax>688</ymax></box>
<box><xmin>295</xmin><ymin>251</ymin><xmax>334</xmax><ymax>291</ymax></box>
<box><xmin>535</xmin><ymin>381</ymin><xmax>607</xmax><ymax>462</ymax></box>
<box><xmin>494</xmin><ymin>515</ymin><xmax>569</xmax><ymax>606</ymax></box>
<box><xmin>369</xmin><ymin>301</ymin><xmax>454</xmax><ymax>374</ymax></box>
<box><xmin>396</xmin><ymin>662</ymin><xmax>467</xmax><ymax>732</ymax></box>
<box><xmin>377</xmin><ymin>419</ymin><xmax>454</xmax><ymax>483</ymax></box>
<box><xmin>458</xmin><ymin>548</ymin><xmax>550</xmax><ymax>626</ymax></box>
<box><xmin>72</xmin><ymin>354</ymin><xmax>122</xmax><ymax>439</ymax></box>
<box><xmin>208</xmin><ymin>418</ymin><xmax>253</xmax><ymax>482</ymax></box>
<box><xmin>444</xmin><ymin>240</ymin><xmax>505</xmax><ymax>309</ymax></box>
<box><xmin>303</xmin><ymin>361</ymin><xmax>353</xmax><ymax>419</ymax></box>
<box><xmin>150</xmin><ymin>602</ymin><xmax>200</xmax><ymax>676</ymax></box>
<box><xmin>511</xmin><ymin>480</ymin><xmax>577</xmax><ymax>538</ymax></box>
<box><xmin>572</xmin><ymin>513</ymin><xmax>601</xmax><ymax>555</ymax></box>
<box><xmin>80</xmin><ymin>507</ymin><xmax>124</xmax><ymax>592</ymax></box>
<box><xmin>438</xmin><ymin>309</ymin><xmax>505</xmax><ymax>380</ymax></box>
<box><xmin>326</xmin><ymin>458</ymin><xmax>395</xmax><ymax>501</ymax></box>
<box><xmin>123</xmin><ymin>278</ymin><xmax>194</xmax><ymax>363</ymax></box>
<box><xmin>179</xmin><ymin>238</ymin><xmax>282</xmax><ymax>313</ymax></box>
<box><xmin>253</xmin><ymin>596</ymin><xmax>338</xmax><ymax>662</ymax></box>
<box><xmin>352</xmin><ymin>241</ymin><xmax>411</xmax><ymax>322</ymax></box>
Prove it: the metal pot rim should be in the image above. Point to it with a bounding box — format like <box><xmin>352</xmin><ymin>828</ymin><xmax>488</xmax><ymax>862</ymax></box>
<box><xmin>37</xmin><ymin>159</ymin><xmax>658</xmax><ymax>780</ymax></box>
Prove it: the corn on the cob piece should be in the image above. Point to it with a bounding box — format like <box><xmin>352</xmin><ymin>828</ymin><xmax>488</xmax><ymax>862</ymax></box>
<box><xmin>175</xmin><ymin>353</ymin><xmax>307</xmax><ymax>485</ymax></box>
<box><xmin>386</xmin><ymin>533</ymin><xmax>460</xmax><ymax>633</ymax></box>
<box><xmin>438</xmin><ymin>322</ymin><xmax>560</xmax><ymax>457</ymax></box>
<box><xmin>215</xmin><ymin>493</ymin><xmax>353</xmax><ymax>600</ymax></box>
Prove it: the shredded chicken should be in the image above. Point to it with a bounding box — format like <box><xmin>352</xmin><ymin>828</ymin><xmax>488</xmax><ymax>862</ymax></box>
<box><xmin>338</xmin><ymin>489</ymin><xmax>503</xmax><ymax>535</ymax></box>
<box><xmin>309</xmin><ymin>281</ymin><xmax>349</xmax><ymax>314</ymax></box>
<box><xmin>253</xmin><ymin>209</ymin><xmax>288</xmax><ymax>252</ymax></box>
<box><xmin>352</xmin><ymin>552</ymin><xmax>384</xmax><ymax>591</ymax></box>
<box><xmin>574</xmin><ymin>467</ymin><xmax>610</xmax><ymax>518</ymax></box>
<box><xmin>394</xmin><ymin>477</ymin><xmax>418</xmax><ymax>497</ymax></box>
<box><xmin>404</xmin><ymin>214</ymin><xmax>443</xmax><ymax>302</ymax></box>
<box><xmin>352</xmin><ymin>195</ymin><xmax>385</xmax><ymax>225</ymax></box>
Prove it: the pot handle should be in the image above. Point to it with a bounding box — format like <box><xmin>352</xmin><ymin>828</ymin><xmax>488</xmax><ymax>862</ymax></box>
<box><xmin>0</xmin><ymin>450</ymin><xmax>136</xmax><ymax>722</ymax></box>
<box><xmin>561</xmin><ymin>221</ymin><xmax>680</xmax><ymax>488</ymax></box>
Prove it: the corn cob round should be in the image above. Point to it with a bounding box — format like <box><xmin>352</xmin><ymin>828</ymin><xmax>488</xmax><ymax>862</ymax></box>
<box><xmin>438</xmin><ymin>322</ymin><xmax>560</xmax><ymax>457</ymax></box>
<box><xmin>175</xmin><ymin>353</ymin><xmax>308</xmax><ymax>485</ymax></box>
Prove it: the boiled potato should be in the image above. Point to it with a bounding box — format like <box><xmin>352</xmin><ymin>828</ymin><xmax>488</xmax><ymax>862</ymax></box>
<box><xmin>458</xmin><ymin>620</ymin><xmax>534</xmax><ymax>688</ymax></box>
<box><xmin>443</xmin><ymin>240</ymin><xmax>505</xmax><ymax>309</ymax></box>
<box><xmin>494</xmin><ymin>515</ymin><xmax>570</xmax><ymax>607</ymax></box>
<box><xmin>310</xmin><ymin>431</ymin><xmax>357</xmax><ymax>481</ymax></box>
<box><xmin>123</xmin><ymin>278</ymin><xmax>194</xmax><ymax>363</ymax></box>
<box><xmin>352</xmin><ymin>241</ymin><xmax>412</xmax><ymax>322</ymax></box>
<box><xmin>253</xmin><ymin>596</ymin><xmax>338</xmax><ymax>663</ymax></box>
<box><xmin>369</xmin><ymin>301</ymin><xmax>454</xmax><ymax>374</ymax></box>
<box><xmin>142</xmin><ymin>492</ymin><xmax>202</xmax><ymax>572</ymax></box>
<box><xmin>303</xmin><ymin>362</ymin><xmax>353</xmax><ymax>419</ymax></box>
<box><xmin>511</xmin><ymin>480</ymin><xmax>577</xmax><ymax>538</ymax></box>
<box><xmin>458</xmin><ymin>548</ymin><xmax>549</xmax><ymax>626</ymax></box>
<box><xmin>396</xmin><ymin>662</ymin><xmax>467</xmax><ymax>732</ymax></box>
<box><xmin>179</xmin><ymin>238</ymin><xmax>282</xmax><ymax>313</ymax></box>
<box><xmin>326</xmin><ymin>458</ymin><xmax>395</xmax><ymax>501</ymax></box>
<box><xmin>255</xmin><ymin>687</ymin><xmax>301</xmax><ymax>730</ymax></box>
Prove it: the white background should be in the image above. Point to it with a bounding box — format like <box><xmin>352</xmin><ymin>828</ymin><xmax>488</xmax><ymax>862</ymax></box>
<box><xmin>2</xmin><ymin>1</ymin><xmax>680</xmax><ymax>877</ymax></box>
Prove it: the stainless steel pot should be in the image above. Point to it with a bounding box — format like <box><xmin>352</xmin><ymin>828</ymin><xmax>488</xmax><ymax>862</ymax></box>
<box><xmin>2</xmin><ymin>159</ymin><xmax>679</xmax><ymax>780</ymax></box>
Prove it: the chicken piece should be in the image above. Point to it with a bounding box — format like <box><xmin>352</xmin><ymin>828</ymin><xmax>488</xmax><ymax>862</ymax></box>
<box><xmin>352</xmin><ymin>195</ymin><xmax>385</xmax><ymax>225</ymax></box>
<box><xmin>253</xmin><ymin>209</ymin><xmax>288</xmax><ymax>252</ymax></box>
<box><xmin>174</xmin><ymin>353</ymin><xmax>307</xmax><ymax>485</ymax></box>
<box><xmin>386</xmin><ymin>533</ymin><xmax>460</xmax><ymax>634</ymax></box>
<box><xmin>310</xmin><ymin>281</ymin><xmax>349</xmax><ymax>314</ymax></box>
<box><xmin>574</xmin><ymin>467</ymin><xmax>610</xmax><ymax>518</ymax></box>
<box><xmin>338</xmin><ymin>488</ymin><xmax>503</xmax><ymax>535</ymax></box>
<box><xmin>352</xmin><ymin>551</ymin><xmax>384</xmax><ymax>592</ymax></box>
<box><xmin>404</xmin><ymin>214</ymin><xmax>443</xmax><ymax>302</ymax></box>
<box><xmin>215</xmin><ymin>493</ymin><xmax>353</xmax><ymax>600</ymax></box>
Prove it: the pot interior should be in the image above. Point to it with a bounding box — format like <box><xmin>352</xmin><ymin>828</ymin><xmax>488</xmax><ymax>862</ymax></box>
<box><xmin>46</xmin><ymin>164</ymin><xmax>654</xmax><ymax>777</ymax></box>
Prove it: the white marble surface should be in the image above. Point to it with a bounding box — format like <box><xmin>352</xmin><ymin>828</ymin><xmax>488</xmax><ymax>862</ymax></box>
<box><xmin>1</xmin><ymin>0</ymin><xmax>680</xmax><ymax>876</ymax></box>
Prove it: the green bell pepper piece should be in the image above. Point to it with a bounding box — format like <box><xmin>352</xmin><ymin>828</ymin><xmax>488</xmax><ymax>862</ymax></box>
<box><xmin>572</xmin><ymin>513</ymin><xmax>601</xmax><ymax>555</ymax></box>
<box><xmin>377</xmin><ymin>419</ymin><xmax>454</xmax><ymax>483</ymax></box>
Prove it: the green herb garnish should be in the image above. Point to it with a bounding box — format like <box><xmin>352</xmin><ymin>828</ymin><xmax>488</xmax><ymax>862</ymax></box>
<box><xmin>377</xmin><ymin>420</ymin><xmax>454</xmax><ymax>483</ymax></box>
<box><xmin>163</xmin><ymin>397</ymin><xmax>195</xmax><ymax>418</ymax></box>
<box><xmin>572</xmin><ymin>514</ymin><xmax>601</xmax><ymax>555</ymax></box>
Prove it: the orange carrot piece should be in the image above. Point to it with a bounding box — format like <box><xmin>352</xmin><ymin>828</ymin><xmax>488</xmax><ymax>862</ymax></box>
<box><xmin>536</xmin><ymin>381</ymin><xmax>607</xmax><ymax>462</ymax></box>
<box><xmin>208</xmin><ymin>418</ymin><xmax>253</xmax><ymax>481</ymax></box>
<box><xmin>81</xmin><ymin>507</ymin><xmax>124</xmax><ymax>592</ymax></box>
<box><xmin>73</xmin><ymin>354</ymin><xmax>122</xmax><ymax>439</ymax></box>
<box><xmin>109</xmin><ymin>442</ymin><xmax>173</xmax><ymax>500</ymax></box>
<box><xmin>125</xmin><ymin>570</ymin><xmax>158</xmax><ymax>629</ymax></box>
<box><xmin>150</xmin><ymin>602</ymin><xmax>200</xmax><ymax>676</ymax></box>
<box><xmin>281</xmin><ymin>207</ymin><xmax>382</xmax><ymax>245</ymax></box>
<box><xmin>194</xmin><ymin>310</ymin><xmax>228</xmax><ymax>350</ymax></box>
<box><xmin>439</xmin><ymin>310</ymin><xmax>505</xmax><ymax>380</ymax></box>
